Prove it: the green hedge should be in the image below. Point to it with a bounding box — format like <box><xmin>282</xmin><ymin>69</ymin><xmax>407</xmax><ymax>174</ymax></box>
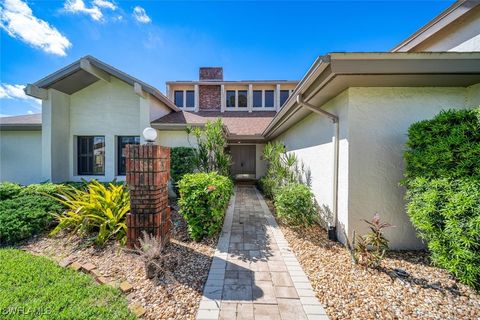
<box><xmin>403</xmin><ymin>108</ymin><xmax>480</xmax><ymax>288</ymax></box>
<box><xmin>178</xmin><ymin>172</ymin><xmax>233</xmax><ymax>241</ymax></box>
<box><xmin>0</xmin><ymin>182</ymin><xmax>65</xmax><ymax>245</ymax></box>
<box><xmin>274</xmin><ymin>183</ymin><xmax>316</xmax><ymax>226</ymax></box>
<box><xmin>0</xmin><ymin>249</ymin><xmax>135</xmax><ymax>319</ymax></box>
<box><xmin>171</xmin><ymin>147</ymin><xmax>196</xmax><ymax>192</ymax></box>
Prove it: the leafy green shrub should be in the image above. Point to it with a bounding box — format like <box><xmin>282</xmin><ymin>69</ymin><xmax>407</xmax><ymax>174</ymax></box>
<box><xmin>186</xmin><ymin>119</ymin><xmax>232</xmax><ymax>176</ymax></box>
<box><xmin>274</xmin><ymin>183</ymin><xmax>316</xmax><ymax>226</ymax></box>
<box><xmin>50</xmin><ymin>180</ymin><xmax>130</xmax><ymax>246</ymax></box>
<box><xmin>171</xmin><ymin>147</ymin><xmax>196</xmax><ymax>191</ymax></box>
<box><xmin>403</xmin><ymin>107</ymin><xmax>480</xmax><ymax>288</ymax></box>
<box><xmin>0</xmin><ymin>248</ymin><xmax>135</xmax><ymax>319</ymax></box>
<box><xmin>262</xmin><ymin>141</ymin><xmax>311</xmax><ymax>200</ymax></box>
<box><xmin>178</xmin><ymin>172</ymin><xmax>233</xmax><ymax>241</ymax></box>
<box><xmin>0</xmin><ymin>181</ymin><xmax>23</xmax><ymax>200</ymax></box>
<box><xmin>0</xmin><ymin>195</ymin><xmax>63</xmax><ymax>244</ymax></box>
<box><xmin>20</xmin><ymin>182</ymin><xmax>64</xmax><ymax>196</ymax></box>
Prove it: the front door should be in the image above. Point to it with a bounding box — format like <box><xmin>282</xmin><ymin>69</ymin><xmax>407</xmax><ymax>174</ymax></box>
<box><xmin>230</xmin><ymin>145</ymin><xmax>256</xmax><ymax>177</ymax></box>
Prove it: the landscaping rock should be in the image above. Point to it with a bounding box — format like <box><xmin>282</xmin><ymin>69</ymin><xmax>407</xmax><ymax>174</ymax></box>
<box><xmin>120</xmin><ymin>281</ymin><xmax>134</xmax><ymax>293</ymax></box>
<box><xmin>81</xmin><ymin>263</ymin><xmax>97</xmax><ymax>273</ymax></box>
<box><xmin>69</xmin><ymin>261</ymin><xmax>82</xmax><ymax>271</ymax></box>
<box><xmin>90</xmin><ymin>269</ymin><xmax>102</xmax><ymax>277</ymax></box>
<box><xmin>96</xmin><ymin>276</ymin><xmax>110</xmax><ymax>285</ymax></box>
<box><xmin>130</xmin><ymin>303</ymin><xmax>147</xmax><ymax>317</ymax></box>
<box><xmin>58</xmin><ymin>258</ymin><xmax>73</xmax><ymax>268</ymax></box>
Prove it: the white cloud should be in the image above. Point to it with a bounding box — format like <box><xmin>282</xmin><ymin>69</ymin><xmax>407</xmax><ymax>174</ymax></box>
<box><xmin>0</xmin><ymin>0</ymin><xmax>71</xmax><ymax>56</ymax></box>
<box><xmin>132</xmin><ymin>6</ymin><xmax>150</xmax><ymax>24</ymax></box>
<box><xmin>92</xmin><ymin>0</ymin><xmax>116</xmax><ymax>10</ymax></box>
<box><xmin>64</xmin><ymin>0</ymin><xmax>103</xmax><ymax>21</ymax></box>
<box><xmin>0</xmin><ymin>84</ymin><xmax>41</xmax><ymax>109</ymax></box>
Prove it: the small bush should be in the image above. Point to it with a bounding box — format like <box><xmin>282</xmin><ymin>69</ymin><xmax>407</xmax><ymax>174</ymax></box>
<box><xmin>274</xmin><ymin>183</ymin><xmax>316</xmax><ymax>226</ymax></box>
<box><xmin>406</xmin><ymin>177</ymin><xmax>480</xmax><ymax>288</ymax></box>
<box><xmin>355</xmin><ymin>214</ymin><xmax>393</xmax><ymax>268</ymax></box>
<box><xmin>403</xmin><ymin>107</ymin><xmax>480</xmax><ymax>288</ymax></box>
<box><xmin>171</xmin><ymin>147</ymin><xmax>196</xmax><ymax>191</ymax></box>
<box><xmin>0</xmin><ymin>195</ymin><xmax>63</xmax><ymax>244</ymax></box>
<box><xmin>0</xmin><ymin>182</ymin><xmax>23</xmax><ymax>200</ymax></box>
<box><xmin>50</xmin><ymin>180</ymin><xmax>130</xmax><ymax>246</ymax></box>
<box><xmin>178</xmin><ymin>172</ymin><xmax>233</xmax><ymax>241</ymax></box>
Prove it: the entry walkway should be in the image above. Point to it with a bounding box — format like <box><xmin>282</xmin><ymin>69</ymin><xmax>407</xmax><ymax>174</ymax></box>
<box><xmin>196</xmin><ymin>186</ymin><xmax>328</xmax><ymax>320</ymax></box>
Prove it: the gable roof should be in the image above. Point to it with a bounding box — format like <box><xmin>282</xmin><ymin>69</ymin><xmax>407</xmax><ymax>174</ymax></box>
<box><xmin>29</xmin><ymin>55</ymin><xmax>178</xmax><ymax>111</ymax></box>
<box><xmin>0</xmin><ymin>113</ymin><xmax>42</xmax><ymax>130</ymax></box>
<box><xmin>391</xmin><ymin>0</ymin><xmax>480</xmax><ymax>52</ymax></box>
<box><xmin>151</xmin><ymin>111</ymin><xmax>276</xmax><ymax>140</ymax></box>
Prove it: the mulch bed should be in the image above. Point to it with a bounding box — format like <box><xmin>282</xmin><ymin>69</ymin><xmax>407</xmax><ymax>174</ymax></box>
<box><xmin>21</xmin><ymin>207</ymin><xmax>217</xmax><ymax>320</ymax></box>
<box><xmin>266</xmin><ymin>200</ymin><xmax>480</xmax><ymax>320</ymax></box>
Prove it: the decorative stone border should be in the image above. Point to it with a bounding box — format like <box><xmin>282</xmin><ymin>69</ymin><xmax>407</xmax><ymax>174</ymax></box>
<box><xmin>58</xmin><ymin>258</ymin><xmax>145</xmax><ymax>317</ymax></box>
<box><xmin>196</xmin><ymin>189</ymin><xmax>236</xmax><ymax>320</ymax></box>
<box><xmin>254</xmin><ymin>188</ymin><xmax>329</xmax><ymax>320</ymax></box>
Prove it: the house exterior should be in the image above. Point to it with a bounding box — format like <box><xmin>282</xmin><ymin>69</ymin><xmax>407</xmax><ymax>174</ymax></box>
<box><xmin>1</xmin><ymin>0</ymin><xmax>479</xmax><ymax>249</ymax></box>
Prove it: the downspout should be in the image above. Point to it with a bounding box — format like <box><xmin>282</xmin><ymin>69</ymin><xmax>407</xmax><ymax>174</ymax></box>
<box><xmin>296</xmin><ymin>94</ymin><xmax>339</xmax><ymax>241</ymax></box>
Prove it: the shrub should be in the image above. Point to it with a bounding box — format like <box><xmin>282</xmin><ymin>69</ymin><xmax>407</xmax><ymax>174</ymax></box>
<box><xmin>274</xmin><ymin>183</ymin><xmax>316</xmax><ymax>226</ymax></box>
<box><xmin>0</xmin><ymin>195</ymin><xmax>63</xmax><ymax>244</ymax></box>
<box><xmin>262</xmin><ymin>141</ymin><xmax>311</xmax><ymax>200</ymax></box>
<box><xmin>178</xmin><ymin>172</ymin><xmax>233</xmax><ymax>241</ymax></box>
<box><xmin>0</xmin><ymin>249</ymin><xmax>135</xmax><ymax>319</ymax></box>
<box><xmin>0</xmin><ymin>181</ymin><xmax>22</xmax><ymax>200</ymax></box>
<box><xmin>186</xmin><ymin>119</ymin><xmax>232</xmax><ymax>176</ymax></box>
<box><xmin>171</xmin><ymin>147</ymin><xmax>196</xmax><ymax>191</ymax></box>
<box><xmin>20</xmin><ymin>182</ymin><xmax>64</xmax><ymax>196</ymax></box>
<box><xmin>405</xmin><ymin>177</ymin><xmax>480</xmax><ymax>287</ymax></box>
<box><xmin>403</xmin><ymin>107</ymin><xmax>480</xmax><ymax>288</ymax></box>
<box><xmin>355</xmin><ymin>214</ymin><xmax>393</xmax><ymax>268</ymax></box>
<box><xmin>49</xmin><ymin>180</ymin><xmax>130</xmax><ymax>246</ymax></box>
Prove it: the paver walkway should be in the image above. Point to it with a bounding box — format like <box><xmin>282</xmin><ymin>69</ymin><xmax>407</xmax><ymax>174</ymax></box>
<box><xmin>197</xmin><ymin>186</ymin><xmax>329</xmax><ymax>320</ymax></box>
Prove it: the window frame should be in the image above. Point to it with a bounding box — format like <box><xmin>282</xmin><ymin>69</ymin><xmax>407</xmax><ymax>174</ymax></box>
<box><xmin>77</xmin><ymin>136</ymin><xmax>105</xmax><ymax>176</ymax></box>
<box><xmin>185</xmin><ymin>90</ymin><xmax>195</xmax><ymax>108</ymax></box>
<box><xmin>280</xmin><ymin>90</ymin><xmax>290</xmax><ymax>108</ymax></box>
<box><xmin>237</xmin><ymin>90</ymin><xmax>248</xmax><ymax>108</ymax></box>
<box><xmin>117</xmin><ymin>136</ymin><xmax>140</xmax><ymax>176</ymax></box>
<box><xmin>264</xmin><ymin>90</ymin><xmax>275</xmax><ymax>108</ymax></box>
<box><xmin>174</xmin><ymin>90</ymin><xmax>184</xmax><ymax>108</ymax></box>
<box><xmin>252</xmin><ymin>90</ymin><xmax>262</xmax><ymax>108</ymax></box>
<box><xmin>226</xmin><ymin>90</ymin><xmax>236</xmax><ymax>108</ymax></box>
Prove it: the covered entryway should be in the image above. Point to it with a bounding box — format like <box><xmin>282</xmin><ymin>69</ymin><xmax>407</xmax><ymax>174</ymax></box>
<box><xmin>230</xmin><ymin>145</ymin><xmax>256</xmax><ymax>180</ymax></box>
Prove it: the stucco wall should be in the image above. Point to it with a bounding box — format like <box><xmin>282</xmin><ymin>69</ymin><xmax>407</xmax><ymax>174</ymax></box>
<box><xmin>0</xmin><ymin>130</ymin><xmax>43</xmax><ymax>185</ymax></box>
<box><xmin>413</xmin><ymin>8</ymin><xmax>480</xmax><ymax>52</ymax></box>
<box><xmin>156</xmin><ymin>130</ymin><xmax>196</xmax><ymax>148</ymax></box>
<box><xmin>347</xmin><ymin>86</ymin><xmax>471</xmax><ymax>249</ymax></box>
<box><xmin>255</xmin><ymin>144</ymin><xmax>267</xmax><ymax>179</ymax></box>
<box><xmin>68</xmin><ymin>78</ymin><xmax>141</xmax><ymax>181</ymax></box>
<box><xmin>276</xmin><ymin>91</ymin><xmax>350</xmax><ymax>242</ymax></box>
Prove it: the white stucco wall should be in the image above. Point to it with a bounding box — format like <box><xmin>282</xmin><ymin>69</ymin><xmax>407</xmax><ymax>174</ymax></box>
<box><xmin>68</xmin><ymin>78</ymin><xmax>142</xmax><ymax>181</ymax></box>
<box><xmin>414</xmin><ymin>9</ymin><xmax>480</xmax><ymax>52</ymax></box>
<box><xmin>0</xmin><ymin>130</ymin><xmax>43</xmax><ymax>185</ymax></box>
<box><xmin>347</xmin><ymin>86</ymin><xmax>472</xmax><ymax>249</ymax></box>
<box><xmin>156</xmin><ymin>130</ymin><xmax>196</xmax><ymax>148</ymax></box>
<box><xmin>276</xmin><ymin>91</ymin><xmax>350</xmax><ymax>242</ymax></box>
<box><xmin>255</xmin><ymin>144</ymin><xmax>267</xmax><ymax>179</ymax></box>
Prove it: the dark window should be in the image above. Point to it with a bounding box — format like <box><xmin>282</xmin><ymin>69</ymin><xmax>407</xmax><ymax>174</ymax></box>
<box><xmin>238</xmin><ymin>90</ymin><xmax>247</xmax><ymax>108</ymax></box>
<box><xmin>185</xmin><ymin>90</ymin><xmax>195</xmax><ymax>108</ymax></box>
<box><xmin>253</xmin><ymin>90</ymin><xmax>262</xmax><ymax>108</ymax></box>
<box><xmin>77</xmin><ymin>136</ymin><xmax>105</xmax><ymax>175</ymax></box>
<box><xmin>117</xmin><ymin>136</ymin><xmax>140</xmax><ymax>175</ymax></box>
<box><xmin>264</xmin><ymin>90</ymin><xmax>274</xmax><ymax>108</ymax></box>
<box><xmin>226</xmin><ymin>90</ymin><xmax>235</xmax><ymax>108</ymax></box>
<box><xmin>174</xmin><ymin>91</ymin><xmax>184</xmax><ymax>108</ymax></box>
<box><xmin>280</xmin><ymin>90</ymin><xmax>290</xmax><ymax>107</ymax></box>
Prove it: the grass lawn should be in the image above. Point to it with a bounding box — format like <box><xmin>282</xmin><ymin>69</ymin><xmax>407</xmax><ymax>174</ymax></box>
<box><xmin>0</xmin><ymin>249</ymin><xmax>136</xmax><ymax>320</ymax></box>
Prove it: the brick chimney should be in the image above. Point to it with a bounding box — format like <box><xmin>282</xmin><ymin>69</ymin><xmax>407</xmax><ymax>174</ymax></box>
<box><xmin>199</xmin><ymin>67</ymin><xmax>223</xmax><ymax>81</ymax></box>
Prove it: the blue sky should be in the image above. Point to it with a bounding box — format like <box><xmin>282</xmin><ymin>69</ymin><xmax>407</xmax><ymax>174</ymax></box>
<box><xmin>1</xmin><ymin>0</ymin><xmax>453</xmax><ymax>116</ymax></box>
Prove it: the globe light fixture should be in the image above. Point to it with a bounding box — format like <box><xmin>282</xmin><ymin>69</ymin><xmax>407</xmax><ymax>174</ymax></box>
<box><xmin>142</xmin><ymin>127</ymin><xmax>157</xmax><ymax>144</ymax></box>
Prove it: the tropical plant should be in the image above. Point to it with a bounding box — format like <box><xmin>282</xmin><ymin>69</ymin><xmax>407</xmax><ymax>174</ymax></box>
<box><xmin>262</xmin><ymin>141</ymin><xmax>312</xmax><ymax>199</ymax></box>
<box><xmin>178</xmin><ymin>172</ymin><xmax>233</xmax><ymax>241</ymax></box>
<box><xmin>186</xmin><ymin>119</ymin><xmax>231</xmax><ymax>176</ymax></box>
<box><xmin>403</xmin><ymin>107</ymin><xmax>480</xmax><ymax>288</ymax></box>
<box><xmin>134</xmin><ymin>231</ymin><xmax>169</xmax><ymax>279</ymax></box>
<box><xmin>49</xmin><ymin>180</ymin><xmax>130</xmax><ymax>246</ymax></box>
<box><xmin>274</xmin><ymin>183</ymin><xmax>316</xmax><ymax>226</ymax></box>
<box><xmin>355</xmin><ymin>214</ymin><xmax>393</xmax><ymax>268</ymax></box>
